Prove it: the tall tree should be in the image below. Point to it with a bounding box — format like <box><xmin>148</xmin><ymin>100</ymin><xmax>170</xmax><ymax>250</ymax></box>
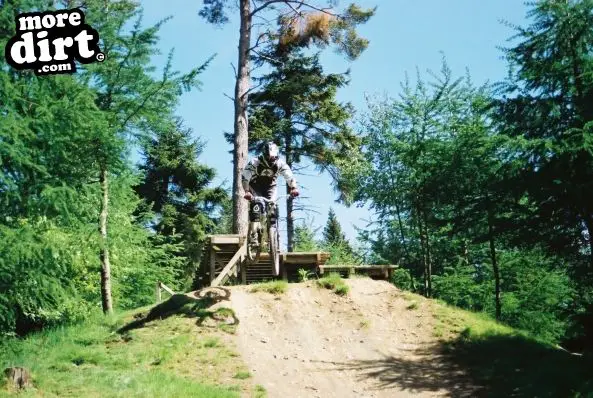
<box><xmin>352</xmin><ymin>60</ymin><xmax>500</xmax><ymax>298</ymax></box>
<box><xmin>494</xmin><ymin>0</ymin><xmax>593</xmax><ymax>268</ymax></box>
<box><xmin>323</xmin><ymin>208</ymin><xmax>346</xmax><ymax>245</ymax></box>
<box><xmin>198</xmin><ymin>0</ymin><xmax>375</xmax><ymax>236</ymax></box>
<box><xmin>135</xmin><ymin>117</ymin><xmax>228</xmax><ymax>286</ymax></box>
<box><xmin>247</xmin><ymin>45</ymin><xmax>359</xmax><ymax>251</ymax></box>
<box><xmin>77</xmin><ymin>0</ymin><xmax>210</xmax><ymax>313</ymax></box>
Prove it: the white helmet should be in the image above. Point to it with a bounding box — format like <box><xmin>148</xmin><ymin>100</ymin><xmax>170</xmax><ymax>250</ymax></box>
<box><xmin>261</xmin><ymin>141</ymin><xmax>279</xmax><ymax>165</ymax></box>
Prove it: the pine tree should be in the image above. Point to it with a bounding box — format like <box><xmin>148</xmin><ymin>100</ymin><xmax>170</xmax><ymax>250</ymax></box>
<box><xmin>494</xmin><ymin>0</ymin><xmax>593</xmax><ymax>268</ymax></box>
<box><xmin>198</xmin><ymin>0</ymin><xmax>374</xmax><ymax>237</ymax></box>
<box><xmin>78</xmin><ymin>0</ymin><xmax>210</xmax><ymax>312</ymax></box>
<box><xmin>293</xmin><ymin>221</ymin><xmax>319</xmax><ymax>252</ymax></box>
<box><xmin>323</xmin><ymin>208</ymin><xmax>345</xmax><ymax>246</ymax></box>
<box><xmin>246</xmin><ymin>44</ymin><xmax>361</xmax><ymax>251</ymax></box>
<box><xmin>135</xmin><ymin>117</ymin><xmax>228</xmax><ymax>286</ymax></box>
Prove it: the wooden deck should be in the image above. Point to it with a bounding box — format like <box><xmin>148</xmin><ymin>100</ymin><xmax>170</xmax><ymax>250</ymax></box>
<box><xmin>195</xmin><ymin>234</ymin><xmax>397</xmax><ymax>287</ymax></box>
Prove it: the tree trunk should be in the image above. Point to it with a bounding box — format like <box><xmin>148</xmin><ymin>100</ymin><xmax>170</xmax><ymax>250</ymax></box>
<box><xmin>415</xmin><ymin>207</ymin><xmax>429</xmax><ymax>297</ymax></box>
<box><xmin>461</xmin><ymin>239</ymin><xmax>469</xmax><ymax>265</ymax></box>
<box><xmin>487</xmin><ymin>206</ymin><xmax>501</xmax><ymax>321</ymax></box>
<box><xmin>99</xmin><ymin>166</ymin><xmax>113</xmax><ymax>314</ymax></box>
<box><xmin>4</xmin><ymin>367</ymin><xmax>32</xmax><ymax>390</ymax></box>
<box><xmin>394</xmin><ymin>201</ymin><xmax>410</xmax><ymax>261</ymax></box>
<box><xmin>232</xmin><ymin>0</ymin><xmax>251</xmax><ymax>236</ymax></box>
<box><xmin>584</xmin><ymin>213</ymin><xmax>593</xmax><ymax>269</ymax></box>
<box><xmin>423</xmin><ymin>209</ymin><xmax>432</xmax><ymax>298</ymax></box>
<box><xmin>285</xmin><ymin>128</ymin><xmax>295</xmax><ymax>252</ymax></box>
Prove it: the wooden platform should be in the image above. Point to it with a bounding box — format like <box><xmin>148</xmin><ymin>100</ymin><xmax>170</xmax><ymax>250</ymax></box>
<box><xmin>194</xmin><ymin>234</ymin><xmax>397</xmax><ymax>287</ymax></box>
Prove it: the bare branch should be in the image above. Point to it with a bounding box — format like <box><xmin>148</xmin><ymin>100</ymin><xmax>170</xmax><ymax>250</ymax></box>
<box><xmin>283</xmin><ymin>0</ymin><xmax>337</xmax><ymax>16</ymax></box>
<box><xmin>230</xmin><ymin>62</ymin><xmax>238</xmax><ymax>78</ymax></box>
<box><xmin>251</xmin><ymin>0</ymin><xmax>338</xmax><ymax>17</ymax></box>
<box><xmin>223</xmin><ymin>93</ymin><xmax>235</xmax><ymax>102</ymax></box>
<box><xmin>249</xmin><ymin>32</ymin><xmax>270</xmax><ymax>52</ymax></box>
<box><xmin>251</xmin><ymin>0</ymin><xmax>285</xmax><ymax>16</ymax></box>
<box><xmin>252</xmin><ymin>49</ymin><xmax>283</xmax><ymax>65</ymax></box>
<box><xmin>245</xmin><ymin>81</ymin><xmax>264</xmax><ymax>96</ymax></box>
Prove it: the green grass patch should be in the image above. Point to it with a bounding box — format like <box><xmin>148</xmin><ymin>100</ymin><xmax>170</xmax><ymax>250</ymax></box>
<box><xmin>254</xmin><ymin>384</ymin><xmax>267</xmax><ymax>398</ymax></box>
<box><xmin>406</xmin><ymin>301</ymin><xmax>419</xmax><ymax>310</ymax></box>
<box><xmin>0</xmin><ymin>298</ymin><xmax>255</xmax><ymax>397</ymax></box>
<box><xmin>317</xmin><ymin>273</ymin><xmax>350</xmax><ymax>296</ymax></box>
<box><xmin>429</xmin><ymin>300</ymin><xmax>593</xmax><ymax>396</ymax></box>
<box><xmin>359</xmin><ymin>320</ymin><xmax>370</xmax><ymax>329</ymax></box>
<box><xmin>233</xmin><ymin>370</ymin><xmax>251</xmax><ymax>380</ymax></box>
<box><xmin>249</xmin><ymin>280</ymin><xmax>288</xmax><ymax>294</ymax></box>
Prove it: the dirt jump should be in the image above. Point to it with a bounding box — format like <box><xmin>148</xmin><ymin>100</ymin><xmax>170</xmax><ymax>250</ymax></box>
<box><xmin>212</xmin><ymin>278</ymin><xmax>478</xmax><ymax>398</ymax></box>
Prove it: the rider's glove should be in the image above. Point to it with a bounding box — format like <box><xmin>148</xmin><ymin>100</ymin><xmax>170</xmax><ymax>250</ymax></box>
<box><xmin>290</xmin><ymin>188</ymin><xmax>299</xmax><ymax>198</ymax></box>
<box><xmin>244</xmin><ymin>192</ymin><xmax>253</xmax><ymax>201</ymax></box>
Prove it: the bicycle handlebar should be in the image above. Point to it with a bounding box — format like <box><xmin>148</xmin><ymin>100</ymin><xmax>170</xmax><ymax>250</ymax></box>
<box><xmin>250</xmin><ymin>194</ymin><xmax>292</xmax><ymax>204</ymax></box>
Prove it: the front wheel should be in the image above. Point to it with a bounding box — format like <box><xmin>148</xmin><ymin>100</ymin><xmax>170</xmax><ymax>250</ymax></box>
<box><xmin>246</xmin><ymin>222</ymin><xmax>262</xmax><ymax>264</ymax></box>
<box><xmin>268</xmin><ymin>224</ymin><xmax>280</xmax><ymax>276</ymax></box>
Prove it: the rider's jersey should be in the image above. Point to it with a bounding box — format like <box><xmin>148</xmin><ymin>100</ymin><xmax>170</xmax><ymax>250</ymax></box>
<box><xmin>241</xmin><ymin>155</ymin><xmax>297</xmax><ymax>195</ymax></box>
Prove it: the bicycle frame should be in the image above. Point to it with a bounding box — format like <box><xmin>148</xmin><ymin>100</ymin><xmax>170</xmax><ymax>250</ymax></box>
<box><xmin>245</xmin><ymin>194</ymin><xmax>291</xmax><ymax>276</ymax></box>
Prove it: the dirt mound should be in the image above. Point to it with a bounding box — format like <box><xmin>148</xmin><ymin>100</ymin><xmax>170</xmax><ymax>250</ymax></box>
<box><xmin>223</xmin><ymin>278</ymin><xmax>476</xmax><ymax>398</ymax></box>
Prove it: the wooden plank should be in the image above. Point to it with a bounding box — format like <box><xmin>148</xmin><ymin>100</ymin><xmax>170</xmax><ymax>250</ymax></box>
<box><xmin>211</xmin><ymin>242</ymin><xmax>247</xmax><ymax>287</ymax></box>
<box><xmin>209</xmin><ymin>246</ymin><xmax>216</xmax><ymax>284</ymax></box>
<box><xmin>240</xmin><ymin>260</ymin><xmax>247</xmax><ymax>284</ymax></box>
<box><xmin>283</xmin><ymin>253</ymin><xmax>330</xmax><ymax>264</ymax></box>
<box><xmin>159</xmin><ymin>281</ymin><xmax>175</xmax><ymax>295</ymax></box>
<box><xmin>210</xmin><ymin>235</ymin><xmax>241</xmax><ymax>245</ymax></box>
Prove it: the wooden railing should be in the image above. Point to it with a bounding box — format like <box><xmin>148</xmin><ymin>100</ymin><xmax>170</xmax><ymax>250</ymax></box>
<box><xmin>155</xmin><ymin>281</ymin><xmax>176</xmax><ymax>303</ymax></box>
<box><xmin>211</xmin><ymin>240</ymin><xmax>247</xmax><ymax>287</ymax></box>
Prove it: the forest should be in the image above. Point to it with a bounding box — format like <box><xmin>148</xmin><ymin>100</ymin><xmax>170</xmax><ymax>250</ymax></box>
<box><xmin>1</xmin><ymin>0</ymin><xmax>592</xmax><ymax>356</ymax></box>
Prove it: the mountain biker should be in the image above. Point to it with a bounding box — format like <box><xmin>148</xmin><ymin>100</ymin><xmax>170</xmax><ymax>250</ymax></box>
<box><xmin>241</xmin><ymin>142</ymin><xmax>299</xmax><ymax>224</ymax></box>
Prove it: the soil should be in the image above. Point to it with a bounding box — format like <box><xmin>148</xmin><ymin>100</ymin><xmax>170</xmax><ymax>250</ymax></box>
<box><xmin>220</xmin><ymin>278</ymin><xmax>477</xmax><ymax>398</ymax></box>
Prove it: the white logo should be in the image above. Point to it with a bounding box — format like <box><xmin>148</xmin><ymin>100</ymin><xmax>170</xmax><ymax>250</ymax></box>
<box><xmin>5</xmin><ymin>8</ymin><xmax>104</xmax><ymax>76</ymax></box>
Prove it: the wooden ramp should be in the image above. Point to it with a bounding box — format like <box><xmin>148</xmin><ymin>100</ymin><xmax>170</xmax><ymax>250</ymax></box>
<box><xmin>196</xmin><ymin>234</ymin><xmax>397</xmax><ymax>287</ymax></box>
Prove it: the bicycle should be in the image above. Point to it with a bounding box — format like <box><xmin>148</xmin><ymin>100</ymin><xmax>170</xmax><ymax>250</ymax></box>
<box><xmin>245</xmin><ymin>195</ymin><xmax>289</xmax><ymax>277</ymax></box>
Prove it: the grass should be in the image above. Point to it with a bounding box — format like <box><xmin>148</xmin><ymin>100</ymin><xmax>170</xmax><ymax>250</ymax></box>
<box><xmin>0</xmin><ymin>297</ymin><xmax>257</xmax><ymax>397</ymax></box>
<box><xmin>427</xmin><ymin>299</ymin><xmax>593</xmax><ymax>397</ymax></box>
<box><xmin>406</xmin><ymin>301</ymin><xmax>419</xmax><ymax>310</ymax></box>
<box><xmin>297</xmin><ymin>268</ymin><xmax>315</xmax><ymax>282</ymax></box>
<box><xmin>233</xmin><ymin>370</ymin><xmax>251</xmax><ymax>380</ymax></box>
<box><xmin>249</xmin><ymin>280</ymin><xmax>288</xmax><ymax>295</ymax></box>
<box><xmin>317</xmin><ymin>273</ymin><xmax>350</xmax><ymax>296</ymax></box>
<box><xmin>254</xmin><ymin>384</ymin><xmax>267</xmax><ymax>398</ymax></box>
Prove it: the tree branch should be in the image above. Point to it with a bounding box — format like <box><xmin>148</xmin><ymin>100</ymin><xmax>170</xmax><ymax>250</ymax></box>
<box><xmin>252</xmin><ymin>0</ymin><xmax>337</xmax><ymax>17</ymax></box>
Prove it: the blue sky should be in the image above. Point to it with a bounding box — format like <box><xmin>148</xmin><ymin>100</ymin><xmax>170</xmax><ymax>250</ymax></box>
<box><xmin>139</xmin><ymin>0</ymin><xmax>529</xmax><ymax>247</ymax></box>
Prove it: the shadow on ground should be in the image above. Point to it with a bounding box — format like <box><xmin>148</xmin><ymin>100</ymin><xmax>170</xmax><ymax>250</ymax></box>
<box><xmin>117</xmin><ymin>287</ymin><xmax>238</xmax><ymax>333</ymax></box>
<box><xmin>322</xmin><ymin>332</ymin><xmax>593</xmax><ymax>397</ymax></box>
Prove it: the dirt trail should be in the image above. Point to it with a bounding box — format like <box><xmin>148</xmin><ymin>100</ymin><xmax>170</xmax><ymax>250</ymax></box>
<box><xmin>223</xmin><ymin>278</ymin><xmax>475</xmax><ymax>398</ymax></box>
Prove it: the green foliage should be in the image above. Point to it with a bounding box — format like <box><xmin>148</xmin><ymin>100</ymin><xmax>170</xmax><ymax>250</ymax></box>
<box><xmin>293</xmin><ymin>221</ymin><xmax>319</xmax><ymax>252</ymax></box>
<box><xmin>322</xmin><ymin>208</ymin><xmax>348</xmax><ymax>247</ymax></box>
<box><xmin>247</xmin><ymin>47</ymin><xmax>360</xmax><ymax>201</ymax></box>
<box><xmin>323</xmin><ymin>242</ymin><xmax>360</xmax><ymax>265</ymax></box>
<box><xmin>432</xmin><ymin>263</ymin><xmax>491</xmax><ymax>313</ymax></box>
<box><xmin>390</xmin><ymin>268</ymin><xmax>415</xmax><ymax>292</ymax></box>
<box><xmin>297</xmin><ymin>268</ymin><xmax>315</xmax><ymax>282</ymax></box>
<box><xmin>0</xmin><ymin>221</ymin><xmax>93</xmax><ymax>336</ymax></box>
<box><xmin>135</xmin><ymin>117</ymin><xmax>228</xmax><ymax>288</ymax></box>
<box><xmin>0</xmin><ymin>0</ymin><xmax>214</xmax><ymax>334</ymax></box>
<box><xmin>496</xmin><ymin>249</ymin><xmax>574</xmax><ymax>343</ymax></box>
